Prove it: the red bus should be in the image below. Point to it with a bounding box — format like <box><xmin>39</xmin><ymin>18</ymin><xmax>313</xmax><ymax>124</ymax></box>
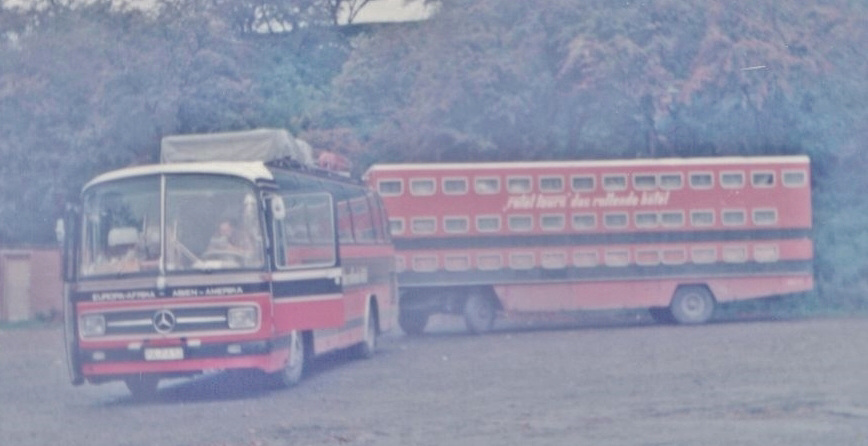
<box><xmin>365</xmin><ymin>156</ymin><xmax>813</xmax><ymax>334</ymax></box>
<box><xmin>60</xmin><ymin>129</ymin><xmax>396</xmax><ymax>398</ymax></box>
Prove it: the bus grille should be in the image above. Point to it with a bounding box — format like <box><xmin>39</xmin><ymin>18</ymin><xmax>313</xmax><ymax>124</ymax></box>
<box><xmin>102</xmin><ymin>306</ymin><xmax>233</xmax><ymax>336</ymax></box>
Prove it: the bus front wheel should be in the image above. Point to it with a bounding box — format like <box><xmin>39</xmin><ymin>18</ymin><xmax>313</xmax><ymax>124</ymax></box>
<box><xmin>125</xmin><ymin>374</ymin><xmax>160</xmax><ymax>400</ymax></box>
<box><xmin>268</xmin><ymin>330</ymin><xmax>306</xmax><ymax>388</ymax></box>
<box><xmin>354</xmin><ymin>303</ymin><xmax>378</xmax><ymax>359</ymax></box>
<box><xmin>670</xmin><ymin>286</ymin><xmax>715</xmax><ymax>325</ymax></box>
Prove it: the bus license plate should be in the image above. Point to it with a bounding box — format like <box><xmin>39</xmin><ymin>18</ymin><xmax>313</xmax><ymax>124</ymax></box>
<box><xmin>144</xmin><ymin>347</ymin><xmax>184</xmax><ymax>361</ymax></box>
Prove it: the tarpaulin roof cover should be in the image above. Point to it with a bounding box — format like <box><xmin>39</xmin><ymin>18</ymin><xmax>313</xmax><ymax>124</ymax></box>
<box><xmin>160</xmin><ymin>128</ymin><xmax>314</xmax><ymax>165</ymax></box>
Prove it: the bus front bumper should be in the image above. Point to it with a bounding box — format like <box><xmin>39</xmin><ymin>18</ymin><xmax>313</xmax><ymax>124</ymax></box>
<box><xmin>78</xmin><ymin>337</ymin><xmax>291</xmax><ymax>380</ymax></box>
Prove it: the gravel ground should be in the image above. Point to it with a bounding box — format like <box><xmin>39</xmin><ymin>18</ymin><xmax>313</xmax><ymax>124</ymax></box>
<box><xmin>2</xmin><ymin>314</ymin><xmax>868</xmax><ymax>446</ymax></box>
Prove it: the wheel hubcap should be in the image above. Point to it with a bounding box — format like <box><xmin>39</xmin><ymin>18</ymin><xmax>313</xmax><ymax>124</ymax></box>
<box><xmin>683</xmin><ymin>294</ymin><xmax>704</xmax><ymax>315</ymax></box>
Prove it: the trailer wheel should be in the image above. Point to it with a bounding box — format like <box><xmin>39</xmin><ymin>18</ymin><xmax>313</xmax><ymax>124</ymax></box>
<box><xmin>670</xmin><ymin>286</ymin><xmax>715</xmax><ymax>325</ymax></box>
<box><xmin>268</xmin><ymin>330</ymin><xmax>306</xmax><ymax>388</ymax></box>
<box><xmin>125</xmin><ymin>374</ymin><xmax>160</xmax><ymax>400</ymax></box>
<box><xmin>399</xmin><ymin>311</ymin><xmax>429</xmax><ymax>336</ymax></box>
<box><xmin>464</xmin><ymin>292</ymin><xmax>496</xmax><ymax>334</ymax></box>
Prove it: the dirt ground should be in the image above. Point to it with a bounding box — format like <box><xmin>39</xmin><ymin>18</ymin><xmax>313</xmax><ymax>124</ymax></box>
<box><xmin>2</xmin><ymin>313</ymin><xmax>868</xmax><ymax>446</ymax></box>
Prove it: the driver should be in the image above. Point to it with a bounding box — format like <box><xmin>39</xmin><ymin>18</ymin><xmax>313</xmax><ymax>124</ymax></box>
<box><xmin>204</xmin><ymin>218</ymin><xmax>254</xmax><ymax>265</ymax></box>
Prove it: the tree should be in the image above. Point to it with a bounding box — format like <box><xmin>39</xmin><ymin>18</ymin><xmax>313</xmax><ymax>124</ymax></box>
<box><xmin>328</xmin><ymin>0</ymin><xmax>861</xmax><ymax>164</ymax></box>
<box><xmin>0</xmin><ymin>0</ymin><xmax>257</xmax><ymax>243</ymax></box>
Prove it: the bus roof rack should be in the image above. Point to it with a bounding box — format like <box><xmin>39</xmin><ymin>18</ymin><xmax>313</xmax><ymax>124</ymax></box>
<box><xmin>160</xmin><ymin>128</ymin><xmax>314</xmax><ymax>166</ymax></box>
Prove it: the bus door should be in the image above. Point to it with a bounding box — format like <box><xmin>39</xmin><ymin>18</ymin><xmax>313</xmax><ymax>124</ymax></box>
<box><xmin>58</xmin><ymin>207</ymin><xmax>84</xmax><ymax>385</ymax></box>
<box><xmin>268</xmin><ymin>192</ymin><xmax>345</xmax><ymax>332</ymax></box>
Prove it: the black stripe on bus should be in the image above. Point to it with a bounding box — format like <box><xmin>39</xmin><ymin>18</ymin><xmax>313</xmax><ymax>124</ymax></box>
<box><xmin>393</xmin><ymin>228</ymin><xmax>811</xmax><ymax>250</ymax></box>
<box><xmin>272</xmin><ymin>277</ymin><xmax>342</xmax><ymax>299</ymax></box>
<box><xmin>397</xmin><ymin>260</ymin><xmax>813</xmax><ymax>287</ymax></box>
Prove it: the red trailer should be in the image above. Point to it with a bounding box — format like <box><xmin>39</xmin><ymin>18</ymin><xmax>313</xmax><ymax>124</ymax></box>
<box><xmin>366</xmin><ymin>156</ymin><xmax>813</xmax><ymax>334</ymax></box>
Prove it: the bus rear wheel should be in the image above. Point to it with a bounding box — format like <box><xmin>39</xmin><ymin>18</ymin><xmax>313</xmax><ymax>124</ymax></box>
<box><xmin>670</xmin><ymin>286</ymin><xmax>715</xmax><ymax>325</ymax></box>
<box><xmin>464</xmin><ymin>292</ymin><xmax>496</xmax><ymax>334</ymax></box>
<box><xmin>125</xmin><ymin>374</ymin><xmax>160</xmax><ymax>400</ymax></box>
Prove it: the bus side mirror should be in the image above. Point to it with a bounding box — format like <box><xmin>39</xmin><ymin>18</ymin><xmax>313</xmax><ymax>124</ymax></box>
<box><xmin>55</xmin><ymin>218</ymin><xmax>65</xmax><ymax>245</ymax></box>
<box><xmin>271</xmin><ymin>196</ymin><xmax>286</xmax><ymax>220</ymax></box>
<box><xmin>60</xmin><ymin>205</ymin><xmax>80</xmax><ymax>282</ymax></box>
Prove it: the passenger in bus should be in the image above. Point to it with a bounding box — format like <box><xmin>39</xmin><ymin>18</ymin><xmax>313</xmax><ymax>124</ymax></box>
<box><xmin>97</xmin><ymin>227</ymin><xmax>141</xmax><ymax>273</ymax></box>
<box><xmin>203</xmin><ymin>218</ymin><xmax>255</xmax><ymax>267</ymax></box>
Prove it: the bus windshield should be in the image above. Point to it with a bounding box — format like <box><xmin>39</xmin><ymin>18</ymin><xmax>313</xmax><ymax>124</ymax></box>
<box><xmin>79</xmin><ymin>174</ymin><xmax>265</xmax><ymax>277</ymax></box>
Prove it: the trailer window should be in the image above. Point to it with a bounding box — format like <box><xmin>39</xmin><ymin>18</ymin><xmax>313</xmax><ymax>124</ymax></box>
<box><xmin>633</xmin><ymin>174</ymin><xmax>657</xmax><ymax>190</ymax></box>
<box><xmin>409</xmin><ymin>178</ymin><xmax>436</xmax><ymax>196</ymax></box>
<box><xmin>476</xmin><ymin>215</ymin><xmax>501</xmax><ymax>232</ymax></box>
<box><xmin>603</xmin><ymin>212</ymin><xmax>628</xmax><ymax>229</ymax></box>
<box><xmin>476</xmin><ymin>254</ymin><xmax>502</xmax><ymax>270</ymax></box>
<box><xmin>411</xmin><ymin>217</ymin><xmax>437</xmax><ymax>234</ymax></box>
<box><xmin>389</xmin><ymin>218</ymin><xmax>405</xmax><ymax>235</ymax></box>
<box><xmin>782</xmin><ymin>170</ymin><xmax>807</xmax><ymax>187</ymax></box>
<box><xmin>751</xmin><ymin>171</ymin><xmax>776</xmax><ymax>187</ymax></box>
<box><xmin>689</xmin><ymin>172</ymin><xmax>714</xmax><ymax>189</ymax></box>
<box><xmin>571</xmin><ymin>213</ymin><xmax>597</xmax><ymax>230</ymax></box>
<box><xmin>660</xmin><ymin>211</ymin><xmax>685</xmax><ymax>227</ymax></box>
<box><xmin>540</xmin><ymin>214</ymin><xmax>566</xmax><ymax>231</ymax></box>
<box><xmin>539</xmin><ymin>176</ymin><xmax>564</xmax><ymax>192</ymax></box>
<box><xmin>752</xmin><ymin>208</ymin><xmax>778</xmax><ymax>226</ymax></box>
<box><xmin>723</xmin><ymin>246</ymin><xmax>748</xmax><ymax>263</ymax></box>
<box><xmin>377</xmin><ymin>179</ymin><xmax>403</xmax><ymax>196</ymax></box>
<box><xmin>635</xmin><ymin>212</ymin><xmax>658</xmax><ymax>228</ymax></box>
<box><xmin>508</xmin><ymin>215</ymin><xmax>533</xmax><ymax>232</ymax></box>
<box><xmin>574</xmin><ymin>250</ymin><xmax>599</xmax><ymax>267</ymax></box>
<box><xmin>720</xmin><ymin>171</ymin><xmax>745</xmax><ymax>188</ymax></box>
<box><xmin>659</xmin><ymin>173</ymin><xmax>683</xmax><ymax>190</ymax></box>
<box><xmin>507</xmin><ymin>176</ymin><xmax>532</xmax><ymax>193</ymax></box>
<box><xmin>571</xmin><ymin>175</ymin><xmax>595</xmax><ymax>192</ymax></box>
<box><xmin>602</xmin><ymin>174</ymin><xmax>627</xmax><ymax>191</ymax></box>
<box><xmin>722</xmin><ymin>209</ymin><xmax>747</xmax><ymax>226</ymax></box>
<box><xmin>691</xmin><ymin>247</ymin><xmax>717</xmax><ymax>264</ymax></box>
<box><xmin>442</xmin><ymin>177</ymin><xmax>468</xmax><ymax>195</ymax></box>
<box><xmin>690</xmin><ymin>210</ymin><xmax>715</xmax><ymax>227</ymax></box>
<box><xmin>444</xmin><ymin>216</ymin><xmax>470</xmax><ymax>233</ymax></box>
<box><xmin>474</xmin><ymin>177</ymin><xmax>500</xmax><ymax>194</ymax></box>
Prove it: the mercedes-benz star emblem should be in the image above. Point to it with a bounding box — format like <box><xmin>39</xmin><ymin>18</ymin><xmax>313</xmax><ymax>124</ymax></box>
<box><xmin>153</xmin><ymin>309</ymin><xmax>176</xmax><ymax>334</ymax></box>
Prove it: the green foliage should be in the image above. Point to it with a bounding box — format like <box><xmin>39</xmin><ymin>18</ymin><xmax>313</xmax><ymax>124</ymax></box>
<box><xmin>1</xmin><ymin>0</ymin><xmax>868</xmax><ymax>313</ymax></box>
<box><xmin>0</xmin><ymin>0</ymin><xmax>350</xmax><ymax>244</ymax></box>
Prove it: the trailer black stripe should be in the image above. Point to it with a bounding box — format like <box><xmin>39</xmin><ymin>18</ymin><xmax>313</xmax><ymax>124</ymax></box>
<box><xmin>394</xmin><ymin>228</ymin><xmax>811</xmax><ymax>251</ymax></box>
<box><xmin>397</xmin><ymin>260</ymin><xmax>813</xmax><ymax>287</ymax></box>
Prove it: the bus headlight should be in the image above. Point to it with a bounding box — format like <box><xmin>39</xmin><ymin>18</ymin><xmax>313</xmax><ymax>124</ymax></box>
<box><xmin>227</xmin><ymin>306</ymin><xmax>258</xmax><ymax>330</ymax></box>
<box><xmin>80</xmin><ymin>314</ymin><xmax>106</xmax><ymax>337</ymax></box>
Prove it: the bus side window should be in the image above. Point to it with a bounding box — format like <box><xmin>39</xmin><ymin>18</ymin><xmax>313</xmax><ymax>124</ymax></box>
<box><xmin>351</xmin><ymin>195</ymin><xmax>376</xmax><ymax>243</ymax></box>
<box><xmin>336</xmin><ymin>199</ymin><xmax>355</xmax><ymax>244</ymax></box>
<box><xmin>273</xmin><ymin>214</ymin><xmax>288</xmax><ymax>267</ymax></box>
<box><xmin>278</xmin><ymin>193</ymin><xmax>336</xmax><ymax>268</ymax></box>
<box><xmin>368</xmin><ymin>193</ymin><xmax>388</xmax><ymax>243</ymax></box>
